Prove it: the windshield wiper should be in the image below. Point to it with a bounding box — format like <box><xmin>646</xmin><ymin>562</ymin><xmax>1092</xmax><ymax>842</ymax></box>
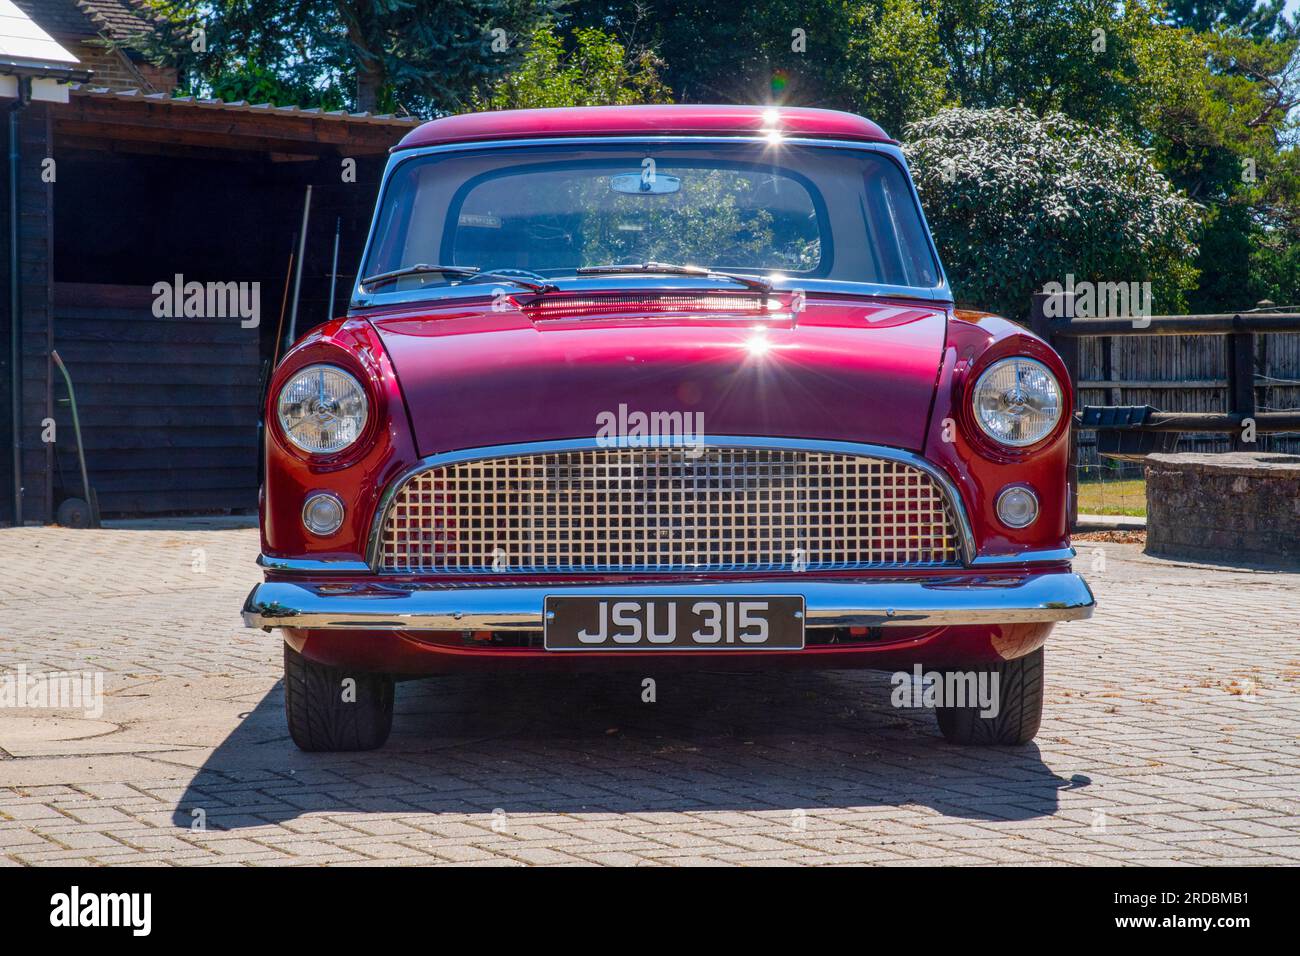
<box><xmin>576</xmin><ymin>261</ymin><xmax>773</xmax><ymax>293</ymax></box>
<box><xmin>359</xmin><ymin>264</ymin><xmax>554</xmax><ymax>294</ymax></box>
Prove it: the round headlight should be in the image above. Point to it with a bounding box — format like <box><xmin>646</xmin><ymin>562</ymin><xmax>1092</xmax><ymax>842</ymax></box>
<box><xmin>277</xmin><ymin>364</ymin><xmax>368</xmax><ymax>455</ymax></box>
<box><xmin>972</xmin><ymin>357</ymin><xmax>1063</xmax><ymax>448</ymax></box>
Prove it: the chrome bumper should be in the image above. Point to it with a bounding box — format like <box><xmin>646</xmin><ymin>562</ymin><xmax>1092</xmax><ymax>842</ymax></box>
<box><xmin>241</xmin><ymin>573</ymin><xmax>1095</xmax><ymax>632</ymax></box>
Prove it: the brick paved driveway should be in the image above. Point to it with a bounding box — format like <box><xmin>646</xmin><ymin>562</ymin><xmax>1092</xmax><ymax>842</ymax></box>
<box><xmin>1</xmin><ymin>521</ymin><xmax>1297</xmax><ymax>865</ymax></box>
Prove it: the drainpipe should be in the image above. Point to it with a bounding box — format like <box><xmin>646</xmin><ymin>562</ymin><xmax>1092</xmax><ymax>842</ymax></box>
<box><xmin>7</xmin><ymin>77</ymin><xmax>30</xmax><ymax>526</ymax></box>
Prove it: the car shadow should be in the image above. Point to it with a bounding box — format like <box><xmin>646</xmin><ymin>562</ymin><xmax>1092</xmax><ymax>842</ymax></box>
<box><xmin>103</xmin><ymin>515</ymin><xmax>258</xmax><ymax>531</ymax></box>
<box><xmin>171</xmin><ymin>668</ymin><xmax>1087</xmax><ymax>831</ymax></box>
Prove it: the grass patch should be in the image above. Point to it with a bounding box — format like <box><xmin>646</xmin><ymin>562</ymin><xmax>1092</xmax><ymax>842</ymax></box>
<box><xmin>1077</xmin><ymin>477</ymin><xmax>1146</xmax><ymax>516</ymax></box>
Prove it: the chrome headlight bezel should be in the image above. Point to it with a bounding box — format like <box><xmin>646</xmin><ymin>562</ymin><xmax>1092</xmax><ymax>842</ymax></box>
<box><xmin>971</xmin><ymin>357</ymin><xmax>1063</xmax><ymax>449</ymax></box>
<box><xmin>996</xmin><ymin>484</ymin><xmax>1040</xmax><ymax>528</ymax></box>
<box><xmin>276</xmin><ymin>364</ymin><xmax>369</xmax><ymax>456</ymax></box>
<box><xmin>302</xmin><ymin>491</ymin><xmax>346</xmax><ymax>536</ymax></box>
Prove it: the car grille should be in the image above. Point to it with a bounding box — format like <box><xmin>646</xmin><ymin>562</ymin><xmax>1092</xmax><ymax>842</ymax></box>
<box><xmin>376</xmin><ymin>446</ymin><xmax>963</xmax><ymax>573</ymax></box>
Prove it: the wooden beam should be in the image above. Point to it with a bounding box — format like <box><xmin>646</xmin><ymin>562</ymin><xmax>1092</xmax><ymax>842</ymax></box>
<box><xmin>1077</xmin><ymin>379</ymin><xmax>1229</xmax><ymax>389</ymax></box>
<box><xmin>1226</xmin><ymin>330</ymin><xmax>1258</xmax><ymax>451</ymax></box>
<box><xmin>1075</xmin><ymin>411</ymin><xmax>1300</xmax><ymax>432</ymax></box>
<box><xmin>54</xmin><ymin>134</ymin><xmax>269</xmax><ymax>163</ymax></box>
<box><xmin>54</xmin><ymin>117</ymin><xmax>358</xmax><ymax>156</ymax></box>
<box><xmin>1051</xmin><ymin>314</ymin><xmax>1300</xmax><ymax>336</ymax></box>
<box><xmin>55</xmin><ymin>95</ymin><xmax>408</xmax><ymax>155</ymax></box>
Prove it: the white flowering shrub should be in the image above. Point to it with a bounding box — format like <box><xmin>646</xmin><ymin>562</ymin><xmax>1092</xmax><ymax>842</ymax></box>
<box><xmin>903</xmin><ymin>107</ymin><xmax>1202</xmax><ymax>318</ymax></box>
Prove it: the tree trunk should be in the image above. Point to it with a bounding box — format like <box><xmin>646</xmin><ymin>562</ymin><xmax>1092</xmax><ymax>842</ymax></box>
<box><xmin>339</xmin><ymin>0</ymin><xmax>384</xmax><ymax>113</ymax></box>
<box><xmin>356</xmin><ymin>67</ymin><xmax>382</xmax><ymax>113</ymax></box>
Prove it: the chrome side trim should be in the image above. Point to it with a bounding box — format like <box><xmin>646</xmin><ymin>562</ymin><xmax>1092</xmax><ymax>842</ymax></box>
<box><xmin>363</xmin><ymin>436</ymin><xmax>980</xmax><ymax>571</ymax></box>
<box><xmin>970</xmin><ymin>547</ymin><xmax>1077</xmax><ymax>567</ymax></box>
<box><xmin>259</xmin><ymin>544</ymin><xmax>1079</xmax><ymax>577</ymax></box>
<box><xmin>258</xmin><ymin>554</ymin><xmax>372</xmax><ymax>574</ymax></box>
<box><xmin>241</xmin><ymin>572</ymin><xmax>1096</xmax><ymax>632</ymax></box>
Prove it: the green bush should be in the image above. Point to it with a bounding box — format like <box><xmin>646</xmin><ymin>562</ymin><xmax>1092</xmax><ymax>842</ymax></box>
<box><xmin>903</xmin><ymin>106</ymin><xmax>1203</xmax><ymax>319</ymax></box>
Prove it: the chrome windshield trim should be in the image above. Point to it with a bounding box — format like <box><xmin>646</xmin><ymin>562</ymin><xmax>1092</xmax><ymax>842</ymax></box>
<box><xmin>363</xmin><ymin>436</ymin><xmax>979</xmax><ymax>572</ymax></box>
<box><xmin>241</xmin><ymin>571</ymin><xmax>1096</xmax><ymax>632</ymax></box>
<box><xmin>351</xmin><ymin>275</ymin><xmax>953</xmax><ymax>311</ymax></box>
<box><xmin>350</xmin><ymin>135</ymin><xmax>951</xmax><ymax>311</ymax></box>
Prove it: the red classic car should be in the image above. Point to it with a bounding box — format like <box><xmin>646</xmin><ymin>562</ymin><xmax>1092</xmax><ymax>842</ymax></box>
<box><xmin>243</xmin><ymin>104</ymin><xmax>1094</xmax><ymax>752</ymax></box>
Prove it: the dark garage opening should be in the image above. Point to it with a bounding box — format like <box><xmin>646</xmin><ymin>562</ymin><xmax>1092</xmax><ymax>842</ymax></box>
<box><xmin>1</xmin><ymin>88</ymin><xmax>416</xmax><ymax>522</ymax></box>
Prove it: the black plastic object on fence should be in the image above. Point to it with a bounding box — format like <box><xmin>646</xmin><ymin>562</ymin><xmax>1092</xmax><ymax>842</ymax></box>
<box><xmin>1028</xmin><ymin>292</ymin><xmax>1300</xmax><ymax>528</ymax></box>
<box><xmin>1078</xmin><ymin>406</ymin><xmax>1181</xmax><ymax>461</ymax></box>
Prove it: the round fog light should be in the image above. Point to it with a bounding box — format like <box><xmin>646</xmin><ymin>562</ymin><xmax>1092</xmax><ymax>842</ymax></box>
<box><xmin>302</xmin><ymin>493</ymin><xmax>345</xmax><ymax>536</ymax></box>
<box><xmin>996</xmin><ymin>486</ymin><xmax>1039</xmax><ymax>528</ymax></box>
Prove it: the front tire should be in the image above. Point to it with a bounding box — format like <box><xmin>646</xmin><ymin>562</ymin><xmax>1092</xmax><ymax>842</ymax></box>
<box><xmin>283</xmin><ymin>644</ymin><xmax>394</xmax><ymax>752</ymax></box>
<box><xmin>935</xmin><ymin>648</ymin><xmax>1044</xmax><ymax>746</ymax></box>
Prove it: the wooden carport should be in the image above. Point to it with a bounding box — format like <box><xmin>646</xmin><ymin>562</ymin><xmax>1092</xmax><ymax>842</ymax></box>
<box><xmin>1</xmin><ymin>86</ymin><xmax>418</xmax><ymax>522</ymax></box>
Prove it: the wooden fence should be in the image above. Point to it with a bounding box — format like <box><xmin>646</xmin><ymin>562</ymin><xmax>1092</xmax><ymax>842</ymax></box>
<box><xmin>1076</xmin><ymin>333</ymin><xmax>1300</xmax><ymax>466</ymax></box>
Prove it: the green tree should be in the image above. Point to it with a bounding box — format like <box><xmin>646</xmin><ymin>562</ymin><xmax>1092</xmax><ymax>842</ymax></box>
<box><xmin>916</xmin><ymin>0</ymin><xmax>1300</xmax><ymax>311</ymax></box>
<box><xmin>836</xmin><ymin>0</ymin><xmax>950</xmax><ymax>133</ymax></box>
<box><xmin>139</xmin><ymin>0</ymin><xmax>553</xmax><ymax>113</ymax></box>
<box><xmin>479</xmin><ymin>23</ymin><xmax>671</xmax><ymax>108</ymax></box>
<box><xmin>1127</xmin><ymin>18</ymin><xmax>1300</xmax><ymax>309</ymax></box>
<box><xmin>934</xmin><ymin>0</ymin><xmax>1181</xmax><ymax>128</ymax></box>
<box><xmin>1164</xmin><ymin>0</ymin><xmax>1296</xmax><ymax>39</ymax></box>
<box><xmin>565</xmin><ymin>1</ymin><xmax>947</xmax><ymax>134</ymax></box>
<box><xmin>130</xmin><ymin>0</ymin><xmax>1300</xmax><ymax>311</ymax></box>
<box><xmin>903</xmin><ymin>107</ymin><xmax>1203</xmax><ymax>318</ymax></box>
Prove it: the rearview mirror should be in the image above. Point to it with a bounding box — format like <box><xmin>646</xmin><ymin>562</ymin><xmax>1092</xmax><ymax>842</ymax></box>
<box><xmin>610</xmin><ymin>173</ymin><xmax>681</xmax><ymax>195</ymax></box>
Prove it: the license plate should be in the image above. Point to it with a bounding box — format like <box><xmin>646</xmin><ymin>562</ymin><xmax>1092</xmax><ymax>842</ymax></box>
<box><xmin>544</xmin><ymin>596</ymin><xmax>805</xmax><ymax>651</ymax></box>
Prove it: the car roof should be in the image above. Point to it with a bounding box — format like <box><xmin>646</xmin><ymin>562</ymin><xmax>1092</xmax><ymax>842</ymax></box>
<box><xmin>395</xmin><ymin>104</ymin><xmax>895</xmax><ymax>150</ymax></box>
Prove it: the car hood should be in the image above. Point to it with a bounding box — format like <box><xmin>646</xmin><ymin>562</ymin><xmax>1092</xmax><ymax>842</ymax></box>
<box><xmin>366</xmin><ymin>293</ymin><xmax>949</xmax><ymax>457</ymax></box>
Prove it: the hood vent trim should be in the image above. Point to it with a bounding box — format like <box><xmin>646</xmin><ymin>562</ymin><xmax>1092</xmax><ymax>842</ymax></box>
<box><xmin>522</xmin><ymin>293</ymin><xmax>773</xmax><ymax>320</ymax></box>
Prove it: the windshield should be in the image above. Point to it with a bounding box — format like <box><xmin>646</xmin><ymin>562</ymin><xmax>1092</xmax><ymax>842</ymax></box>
<box><xmin>360</xmin><ymin>141</ymin><xmax>941</xmax><ymax>295</ymax></box>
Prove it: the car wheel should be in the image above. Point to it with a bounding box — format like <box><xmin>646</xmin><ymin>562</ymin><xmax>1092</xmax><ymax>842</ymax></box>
<box><xmin>934</xmin><ymin>648</ymin><xmax>1044</xmax><ymax>746</ymax></box>
<box><xmin>283</xmin><ymin>643</ymin><xmax>395</xmax><ymax>752</ymax></box>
